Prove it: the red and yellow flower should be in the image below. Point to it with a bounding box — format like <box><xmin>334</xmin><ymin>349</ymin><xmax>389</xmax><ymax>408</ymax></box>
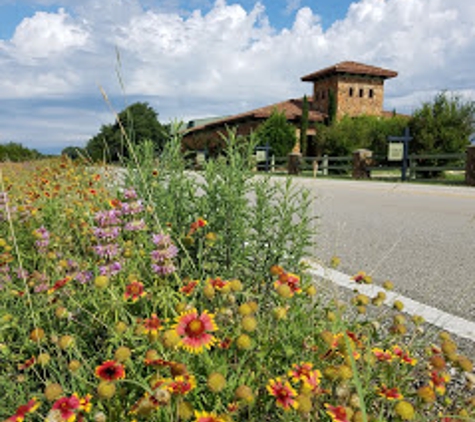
<box><xmin>274</xmin><ymin>272</ymin><xmax>302</xmax><ymax>296</ymax></box>
<box><xmin>267</xmin><ymin>377</ymin><xmax>298</xmax><ymax>410</ymax></box>
<box><xmin>143</xmin><ymin>314</ymin><xmax>165</xmax><ymax>335</ymax></box>
<box><xmin>392</xmin><ymin>345</ymin><xmax>417</xmax><ymax>365</ymax></box>
<box><xmin>168</xmin><ymin>374</ymin><xmax>196</xmax><ymax>395</ymax></box>
<box><xmin>6</xmin><ymin>397</ymin><xmax>40</xmax><ymax>422</ymax></box>
<box><xmin>174</xmin><ymin>308</ymin><xmax>218</xmax><ymax>353</ymax></box>
<box><xmin>50</xmin><ymin>394</ymin><xmax>81</xmax><ymax>421</ymax></box>
<box><xmin>288</xmin><ymin>362</ymin><xmax>313</xmax><ymax>383</ymax></box>
<box><xmin>372</xmin><ymin>347</ymin><xmax>394</xmax><ymax>363</ymax></box>
<box><xmin>377</xmin><ymin>384</ymin><xmax>403</xmax><ymax>400</ymax></box>
<box><xmin>124</xmin><ymin>281</ymin><xmax>146</xmax><ymax>302</ymax></box>
<box><xmin>193</xmin><ymin>411</ymin><xmax>225</xmax><ymax>422</ymax></box>
<box><xmin>325</xmin><ymin>404</ymin><xmax>350</xmax><ymax>422</ymax></box>
<box><xmin>429</xmin><ymin>370</ymin><xmax>450</xmax><ymax>395</ymax></box>
<box><xmin>95</xmin><ymin>360</ymin><xmax>126</xmax><ymax>381</ymax></box>
<box><xmin>180</xmin><ymin>280</ymin><xmax>199</xmax><ymax>296</ymax></box>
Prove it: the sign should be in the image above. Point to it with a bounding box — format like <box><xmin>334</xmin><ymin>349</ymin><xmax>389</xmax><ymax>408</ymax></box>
<box><xmin>196</xmin><ymin>152</ymin><xmax>206</xmax><ymax>165</ymax></box>
<box><xmin>388</xmin><ymin>142</ymin><xmax>404</xmax><ymax>161</ymax></box>
<box><xmin>255</xmin><ymin>150</ymin><xmax>267</xmax><ymax>163</ymax></box>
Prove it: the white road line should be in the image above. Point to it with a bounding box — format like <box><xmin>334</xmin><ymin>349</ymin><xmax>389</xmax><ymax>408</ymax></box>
<box><xmin>307</xmin><ymin>262</ymin><xmax>475</xmax><ymax>342</ymax></box>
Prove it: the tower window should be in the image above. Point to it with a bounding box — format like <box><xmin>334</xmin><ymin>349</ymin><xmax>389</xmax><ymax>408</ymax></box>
<box><xmin>369</xmin><ymin>89</ymin><xmax>374</xmax><ymax>98</ymax></box>
<box><xmin>359</xmin><ymin>88</ymin><xmax>364</xmax><ymax>98</ymax></box>
<box><xmin>349</xmin><ymin>87</ymin><xmax>354</xmax><ymax>97</ymax></box>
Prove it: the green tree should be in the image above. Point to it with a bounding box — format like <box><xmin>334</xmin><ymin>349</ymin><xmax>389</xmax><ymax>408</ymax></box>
<box><xmin>0</xmin><ymin>142</ymin><xmax>42</xmax><ymax>162</ymax></box>
<box><xmin>255</xmin><ymin>109</ymin><xmax>296</xmax><ymax>157</ymax></box>
<box><xmin>409</xmin><ymin>91</ymin><xmax>475</xmax><ymax>154</ymax></box>
<box><xmin>61</xmin><ymin>146</ymin><xmax>86</xmax><ymax>160</ymax></box>
<box><xmin>85</xmin><ymin>102</ymin><xmax>169</xmax><ymax>162</ymax></box>
<box><xmin>299</xmin><ymin>95</ymin><xmax>309</xmax><ymax>155</ymax></box>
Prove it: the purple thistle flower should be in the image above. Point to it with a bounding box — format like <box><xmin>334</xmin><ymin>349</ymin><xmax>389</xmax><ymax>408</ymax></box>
<box><xmin>93</xmin><ymin>243</ymin><xmax>121</xmax><ymax>260</ymax></box>
<box><xmin>151</xmin><ymin>261</ymin><xmax>176</xmax><ymax>276</ymax></box>
<box><xmin>94</xmin><ymin>226</ymin><xmax>121</xmax><ymax>240</ymax></box>
<box><xmin>94</xmin><ymin>209</ymin><xmax>122</xmax><ymax>227</ymax></box>
<box><xmin>123</xmin><ymin>187</ymin><xmax>138</xmax><ymax>200</ymax></box>
<box><xmin>99</xmin><ymin>261</ymin><xmax>122</xmax><ymax>277</ymax></box>
<box><xmin>124</xmin><ymin>219</ymin><xmax>146</xmax><ymax>231</ymax></box>
<box><xmin>75</xmin><ymin>271</ymin><xmax>93</xmax><ymax>284</ymax></box>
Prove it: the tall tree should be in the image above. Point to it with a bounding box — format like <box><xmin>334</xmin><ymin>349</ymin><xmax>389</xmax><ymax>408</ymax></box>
<box><xmin>85</xmin><ymin>102</ymin><xmax>168</xmax><ymax>162</ymax></box>
<box><xmin>409</xmin><ymin>91</ymin><xmax>475</xmax><ymax>154</ymax></box>
<box><xmin>255</xmin><ymin>109</ymin><xmax>297</xmax><ymax>157</ymax></box>
<box><xmin>299</xmin><ymin>95</ymin><xmax>309</xmax><ymax>155</ymax></box>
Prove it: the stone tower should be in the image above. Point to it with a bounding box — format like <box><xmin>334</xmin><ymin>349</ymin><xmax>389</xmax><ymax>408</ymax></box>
<box><xmin>301</xmin><ymin>61</ymin><xmax>398</xmax><ymax>119</ymax></box>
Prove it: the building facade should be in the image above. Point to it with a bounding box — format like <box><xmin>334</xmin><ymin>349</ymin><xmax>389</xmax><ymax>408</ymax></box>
<box><xmin>183</xmin><ymin>61</ymin><xmax>398</xmax><ymax>154</ymax></box>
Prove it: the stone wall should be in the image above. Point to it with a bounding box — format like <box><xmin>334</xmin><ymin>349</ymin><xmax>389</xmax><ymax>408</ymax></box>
<box><xmin>311</xmin><ymin>75</ymin><xmax>385</xmax><ymax>118</ymax></box>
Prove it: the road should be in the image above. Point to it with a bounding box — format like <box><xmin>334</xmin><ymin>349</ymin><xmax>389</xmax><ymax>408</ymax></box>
<box><xmin>292</xmin><ymin>178</ymin><xmax>475</xmax><ymax>323</ymax></box>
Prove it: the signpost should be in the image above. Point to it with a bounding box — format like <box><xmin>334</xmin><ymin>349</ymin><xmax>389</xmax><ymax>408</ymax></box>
<box><xmin>388</xmin><ymin>127</ymin><xmax>412</xmax><ymax>181</ymax></box>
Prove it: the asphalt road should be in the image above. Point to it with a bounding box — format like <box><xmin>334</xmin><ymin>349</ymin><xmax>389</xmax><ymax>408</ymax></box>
<box><xmin>292</xmin><ymin>178</ymin><xmax>475</xmax><ymax>322</ymax></box>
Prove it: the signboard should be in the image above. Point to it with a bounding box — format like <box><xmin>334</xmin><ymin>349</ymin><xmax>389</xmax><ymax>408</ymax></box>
<box><xmin>255</xmin><ymin>150</ymin><xmax>267</xmax><ymax>163</ymax></box>
<box><xmin>388</xmin><ymin>142</ymin><xmax>404</xmax><ymax>161</ymax></box>
<box><xmin>196</xmin><ymin>152</ymin><xmax>206</xmax><ymax>166</ymax></box>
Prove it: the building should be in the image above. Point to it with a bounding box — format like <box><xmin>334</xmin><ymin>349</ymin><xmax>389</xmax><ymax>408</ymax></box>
<box><xmin>183</xmin><ymin>61</ymin><xmax>398</xmax><ymax>155</ymax></box>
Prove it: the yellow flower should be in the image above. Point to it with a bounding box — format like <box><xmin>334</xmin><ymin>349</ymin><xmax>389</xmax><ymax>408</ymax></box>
<box><xmin>394</xmin><ymin>401</ymin><xmax>415</xmax><ymax>420</ymax></box>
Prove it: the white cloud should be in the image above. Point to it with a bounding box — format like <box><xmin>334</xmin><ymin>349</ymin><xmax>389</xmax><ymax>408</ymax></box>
<box><xmin>0</xmin><ymin>0</ymin><xmax>475</xmax><ymax>152</ymax></box>
<box><xmin>1</xmin><ymin>7</ymin><xmax>88</xmax><ymax>61</ymax></box>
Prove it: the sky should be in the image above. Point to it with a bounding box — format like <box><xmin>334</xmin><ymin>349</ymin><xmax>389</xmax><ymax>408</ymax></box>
<box><xmin>0</xmin><ymin>0</ymin><xmax>474</xmax><ymax>154</ymax></box>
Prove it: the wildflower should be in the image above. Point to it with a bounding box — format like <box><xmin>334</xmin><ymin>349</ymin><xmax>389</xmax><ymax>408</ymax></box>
<box><xmin>123</xmin><ymin>187</ymin><xmax>138</xmax><ymax>200</ymax></box>
<box><xmin>124</xmin><ymin>219</ymin><xmax>146</xmax><ymax>231</ymax></box>
<box><xmin>330</xmin><ymin>256</ymin><xmax>341</xmax><ymax>268</ymax></box>
<box><xmin>193</xmin><ymin>411</ymin><xmax>225</xmax><ymax>422</ymax></box>
<box><xmin>58</xmin><ymin>335</ymin><xmax>74</xmax><ymax>350</ymax></box>
<box><xmin>236</xmin><ymin>334</ymin><xmax>252</xmax><ymax>350</ymax></box>
<box><xmin>393</xmin><ymin>300</ymin><xmax>404</xmax><ymax>311</ymax></box>
<box><xmin>394</xmin><ymin>401</ymin><xmax>415</xmax><ymax>420</ymax></box>
<box><xmin>180</xmin><ymin>280</ymin><xmax>199</xmax><ymax>296</ymax></box>
<box><xmin>93</xmin><ymin>244</ymin><xmax>121</xmax><ymax>260</ymax></box>
<box><xmin>392</xmin><ymin>345</ymin><xmax>417</xmax><ymax>365</ymax></box>
<box><xmin>50</xmin><ymin>394</ymin><xmax>80</xmax><ymax>421</ymax></box>
<box><xmin>241</xmin><ymin>315</ymin><xmax>257</xmax><ymax>332</ymax></box>
<box><xmin>18</xmin><ymin>356</ymin><xmax>35</xmax><ymax>370</ymax></box>
<box><xmin>45</xmin><ymin>383</ymin><xmax>63</xmax><ymax>401</ymax></box>
<box><xmin>6</xmin><ymin>397</ymin><xmax>40</xmax><ymax>421</ymax></box>
<box><xmin>30</xmin><ymin>327</ymin><xmax>45</xmax><ymax>342</ymax></box>
<box><xmin>296</xmin><ymin>394</ymin><xmax>313</xmax><ymax>414</ymax></box>
<box><xmin>288</xmin><ymin>362</ymin><xmax>314</xmax><ymax>383</ymax></box>
<box><xmin>302</xmin><ymin>370</ymin><xmax>323</xmax><ymax>394</ymax></box>
<box><xmin>377</xmin><ymin>384</ymin><xmax>403</xmax><ymax>400</ymax></box>
<box><xmin>207</xmin><ymin>372</ymin><xmax>227</xmax><ymax>393</ymax></box>
<box><xmin>174</xmin><ymin>309</ymin><xmax>218</xmax><ymax>353</ymax></box>
<box><xmin>93</xmin><ymin>226</ymin><xmax>121</xmax><ymax>241</ymax></box>
<box><xmin>267</xmin><ymin>378</ymin><xmax>298</xmax><ymax>410</ymax></box>
<box><xmin>188</xmin><ymin>218</ymin><xmax>207</xmax><ymax>235</ymax></box>
<box><xmin>143</xmin><ymin>314</ymin><xmax>165</xmax><ymax>335</ymax></box>
<box><xmin>372</xmin><ymin>347</ymin><xmax>394</xmax><ymax>363</ymax></box>
<box><xmin>47</xmin><ymin>277</ymin><xmax>71</xmax><ymax>294</ymax></box>
<box><xmin>274</xmin><ymin>272</ymin><xmax>302</xmax><ymax>295</ymax></box>
<box><xmin>351</xmin><ymin>271</ymin><xmax>372</xmax><ymax>284</ymax></box>
<box><xmin>97</xmin><ymin>381</ymin><xmax>116</xmax><ymax>400</ymax></box>
<box><xmin>168</xmin><ymin>374</ymin><xmax>196</xmax><ymax>395</ymax></box>
<box><xmin>417</xmin><ymin>385</ymin><xmax>436</xmax><ymax>403</ymax></box>
<box><xmin>235</xmin><ymin>385</ymin><xmax>254</xmax><ymax>404</ymax></box>
<box><xmin>325</xmin><ymin>404</ymin><xmax>350</xmax><ymax>422</ymax></box>
<box><xmin>114</xmin><ymin>346</ymin><xmax>132</xmax><ymax>362</ymax></box>
<box><xmin>124</xmin><ymin>281</ymin><xmax>146</xmax><ymax>302</ymax></box>
<box><xmin>95</xmin><ymin>360</ymin><xmax>125</xmax><ymax>381</ymax></box>
<box><xmin>207</xmin><ymin>277</ymin><xmax>230</xmax><ymax>292</ymax></box>
<box><xmin>94</xmin><ymin>209</ymin><xmax>122</xmax><ymax>227</ymax></box>
<box><xmin>430</xmin><ymin>370</ymin><xmax>450</xmax><ymax>395</ymax></box>
<box><xmin>99</xmin><ymin>261</ymin><xmax>122</xmax><ymax>277</ymax></box>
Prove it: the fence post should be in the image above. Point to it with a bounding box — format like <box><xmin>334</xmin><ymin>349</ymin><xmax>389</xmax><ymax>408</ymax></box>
<box><xmin>322</xmin><ymin>155</ymin><xmax>329</xmax><ymax>176</ymax></box>
<box><xmin>465</xmin><ymin>145</ymin><xmax>475</xmax><ymax>186</ymax></box>
<box><xmin>288</xmin><ymin>152</ymin><xmax>302</xmax><ymax>175</ymax></box>
<box><xmin>352</xmin><ymin>149</ymin><xmax>373</xmax><ymax>179</ymax></box>
<box><xmin>271</xmin><ymin>155</ymin><xmax>275</xmax><ymax>173</ymax></box>
<box><xmin>409</xmin><ymin>156</ymin><xmax>416</xmax><ymax>180</ymax></box>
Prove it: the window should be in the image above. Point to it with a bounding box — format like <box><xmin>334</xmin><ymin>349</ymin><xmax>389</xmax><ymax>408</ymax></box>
<box><xmin>369</xmin><ymin>89</ymin><xmax>374</xmax><ymax>98</ymax></box>
<box><xmin>321</xmin><ymin>90</ymin><xmax>326</xmax><ymax>99</ymax></box>
<box><xmin>359</xmin><ymin>88</ymin><xmax>364</xmax><ymax>98</ymax></box>
<box><xmin>349</xmin><ymin>87</ymin><xmax>354</xmax><ymax>97</ymax></box>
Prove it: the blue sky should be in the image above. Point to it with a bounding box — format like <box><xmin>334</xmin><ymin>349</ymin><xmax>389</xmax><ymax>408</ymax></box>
<box><xmin>0</xmin><ymin>0</ymin><xmax>474</xmax><ymax>154</ymax></box>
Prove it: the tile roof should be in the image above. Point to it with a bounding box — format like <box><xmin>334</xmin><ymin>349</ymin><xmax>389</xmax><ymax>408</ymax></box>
<box><xmin>185</xmin><ymin>97</ymin><xmax>326</xmax><ymax>134</ymax></box>
<box><xmin>301</xmin><ymin>61</ymin><xmax>398</xmax><ymax>82</ymax></box>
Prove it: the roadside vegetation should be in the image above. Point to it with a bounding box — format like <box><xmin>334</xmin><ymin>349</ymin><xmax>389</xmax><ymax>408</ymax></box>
<box><xmin>1</xmin><ymin>127</ymin><xmax>474</xmax><ymax>421</ymax></box>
